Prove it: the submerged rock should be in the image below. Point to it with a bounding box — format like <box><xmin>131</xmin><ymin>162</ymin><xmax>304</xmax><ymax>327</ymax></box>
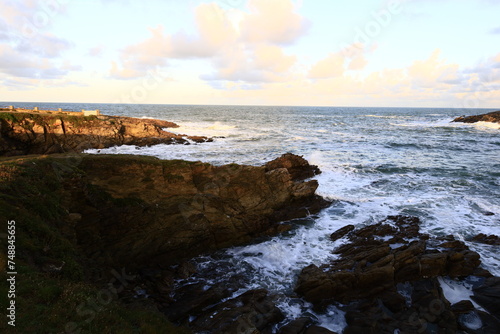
<box><xmin>452</xmin><ymin>110</ymin><xmax>500</xmax><ymax>124</ymax></box>
<box><xmin>469</xmin><ymin>233</ymin><xmax>500</xmax><ymax>246</ymax></box>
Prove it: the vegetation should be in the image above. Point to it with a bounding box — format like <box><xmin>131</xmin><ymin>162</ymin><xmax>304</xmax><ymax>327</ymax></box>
<box><xmin>0</xmin><ymin>156</ymin><xmax>191</xmax><ymax>333</ymax></box>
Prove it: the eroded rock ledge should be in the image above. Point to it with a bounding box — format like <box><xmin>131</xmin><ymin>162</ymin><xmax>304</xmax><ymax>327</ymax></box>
<box><xmin>0</xmin><ymin>112</ymin><xmax>211</xmax><ymax>156</ymax></box>
<box><xmin>453</xmin><ymin>110</ymin><xmax>500</xmax><ymax>124</ymax></box>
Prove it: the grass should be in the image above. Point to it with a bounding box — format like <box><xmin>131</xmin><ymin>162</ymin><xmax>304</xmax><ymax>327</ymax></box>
<box><xmin>0</xmin><ymin>155</ymin><xmax>191</xmax><ymax>334</ymax></box>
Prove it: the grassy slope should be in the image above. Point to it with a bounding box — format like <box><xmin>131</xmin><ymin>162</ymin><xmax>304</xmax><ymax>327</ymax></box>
<box><xmin>0</xmin><ymin>155</ymin><xmax>190</xmax><ymax>333</ymax></box>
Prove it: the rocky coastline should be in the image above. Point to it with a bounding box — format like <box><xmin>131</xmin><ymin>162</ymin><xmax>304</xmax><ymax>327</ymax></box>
<box><xmin>0</xmin><ymin>111</ymin><xmax>211</xmax><ymax>156</ymax></box>
<box><xmin>1</xmin><ymin>110</ymin><xmax>499</xmax><ymax>333</ymax></box>
<box><xmin>452</xmin><ymin>110</ymin><xmax>500</xmax><ymax>124</ymax></box>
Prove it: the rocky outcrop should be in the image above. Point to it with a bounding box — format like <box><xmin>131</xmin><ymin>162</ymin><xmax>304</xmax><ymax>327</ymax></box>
<box><xmin>453</xmin><ymin>110</ymin><xmax>500</xmax><ymax>124</ymax></box>
<box><xmin>294</xmin><ymin>216</ymin><xmax>500</xmax><ymax>333</ymax></box>
<box><xmin>470</xmin><ymin>233</ymin><xmax>500</xmax><ymax>246</ymax></box>
<box><xmin>2</xmin><ymin>153</ymin><xmax>328</xmax><ymax>269</ymax></box>
<box><xmin>0</xmin><ymin>112</ymin><xmax>211</xmax><ymax>156</ymax></box>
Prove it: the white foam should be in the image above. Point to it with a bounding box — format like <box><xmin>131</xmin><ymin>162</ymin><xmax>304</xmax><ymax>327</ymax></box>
<box><xmin>438</xmin><ymin>277</ymin><xmax>483</xmax><ymax>310</ymax></box>
<box><xmin>474</xmin><ymin>121</ymin><xmax>500</xmax><ymax>130</ymax></box>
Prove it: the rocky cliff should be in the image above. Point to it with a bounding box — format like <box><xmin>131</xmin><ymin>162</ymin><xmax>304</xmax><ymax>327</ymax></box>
<box><xmin>0</xmin><ymin>112</ymin><xmax>211</xmax><ymax>156</ymax></box>
<box><xmin>1</xmin><ymin>153</ymin><xmax>328</xmax><ymax>269</ymax></box>
<box><xmin>453</xmin><ymin>110</ymin><xmax>500</xmax><ymax>124</ymax></box>
<box><xmin>0</xmin><ymin>152</ymin><xmax>329</xmax><ymax>333</ymax></box>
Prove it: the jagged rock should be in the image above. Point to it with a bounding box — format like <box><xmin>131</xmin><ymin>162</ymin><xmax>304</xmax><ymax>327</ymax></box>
<box><xmin>472</xmin><ymin>277</ymin><xmax>500</xmax><ymax>320</ymax></box>
<box><xmin>452</xmin><ymin>110</ymin><xmax>500</xmax><ymax>124</ymax></box>
<box><xmin>330</xmin><ymin>224</ymin><xmax>355</xmax><ymax>242</ymax></box>
<box><xmin>265</xmin><ymin>153</ymin><xmax>321</xmax><ymax>181</ymax></box>
<box><xmin>0</xmin><ymin>153</ymin><xmax>329</xmax><ymax>269</ymax></box>
<box><xmin>305</xmin><ymin>326</ymin><xmax>337</xmax><ymax>334</ymax></box>
<box><xmin>469</xmin><ymin>233</ymin><xmax>500</xmax><ymax>246</ymax></box>
<box><xmin>0</xmin><ymin>112</ymin><xmax>211</xmax><ymax>156</ymax></box>
<box><xmin>190</xmin><ymin>289</ymin><xmax>285</xmax><ymax>334</ymax></box>
<box><xmin>295</xmin><ymin>216</ymin><xmax>482</xmax><ymax>306</ymax></box>
<box><xmin>278</xmin><ymin>318</ymin><xmax>313</xmax><ymax>334</ymax></box>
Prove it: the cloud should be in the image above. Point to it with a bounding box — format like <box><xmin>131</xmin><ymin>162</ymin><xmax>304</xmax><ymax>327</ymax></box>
<box><xmin>490</xmin><ymin>26</ymin><xmax>500</xmax><ymax>34</ymax></box>
<box><xmin>203</xmin><ymin>44</ymin><xmax>297</xmax><ymax>83</ymax></box>
<box><xmin>407</xmin><ymin>49</ymin><xmax>462</xmax><ymax>88</ymax></box>
<box><xmin>111</xmin><ymin>0</ymin><xmax>307</xmax><ymax>82</ymax></box>
<box><xmin>239</xmin><ymin>0</ymin><xmax>308</xmax><ymax>45</ymax></box>
<box><xmin>308</xmin><ymin>43</ymin><xmax>374</xmax><ymax>79</ymax></box>
<box><xmin>0</xmin><ymin>0</ymin><xmax>75</xmax><ymax>85</ymax></box>
<box><xmin>308</xmin><ymin>53</ymin><xmax>345</xmax><ymax>79</ymax></box>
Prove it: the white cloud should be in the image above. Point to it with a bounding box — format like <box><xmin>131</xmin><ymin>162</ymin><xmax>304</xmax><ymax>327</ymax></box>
<box><xmin>111</xmin><ymin>0</ymin><xmax>307</xmax><ymax>82</ymax></box>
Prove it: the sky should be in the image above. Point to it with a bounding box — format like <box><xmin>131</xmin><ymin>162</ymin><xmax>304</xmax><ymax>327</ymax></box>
<box><xmin>0</xmin><ymin>0</ymin><xmax>499</xmax><ymax>107</ymax></box>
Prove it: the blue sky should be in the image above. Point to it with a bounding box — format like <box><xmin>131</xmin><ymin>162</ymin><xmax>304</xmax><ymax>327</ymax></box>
<box><xmin>0</xmin><ymin>0</ymin><xmax>499</xmax><ymax>107</ymax></box>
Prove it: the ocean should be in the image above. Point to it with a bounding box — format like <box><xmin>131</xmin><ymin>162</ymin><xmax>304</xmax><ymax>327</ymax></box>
<box><xmin>6</xmin><ymin>102</ymin><xmax>500</xmax><ymax>331</ymax></box>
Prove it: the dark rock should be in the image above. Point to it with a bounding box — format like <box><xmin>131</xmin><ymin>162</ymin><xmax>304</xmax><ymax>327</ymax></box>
<box><xmin>342</xmin><ymin>278</ymin><xmax>458</xmax><ymax>334</ymax></box>
<box><xmin>58</xmin><ymin>153</ymin><xmax>331</xmax><ymax>268</ymax></box>
<box><xmin>451</xmin><ymin>300</ymin><xmax>475</xmax><ymax>314</ymax></box>
<box><xmin>472</xmin><ymin>277</ymin><xmax>500</xmax><ymax>319</ymax></box>
<box><xmin>265</xmin><ymin>153</ymin><xmax>321</xmax><ymax>181</ymax></box>
<box><xmin>190</xmin><ymin>289</ymin><xmax>285</xmax><ymax>334</ymax></box>
<box><xmin>278</xmin><ymin>317</ymin><xmax>313</xmax><ymax>334</ymax></box>
<box><xmin>162</xmin><ymin>282</ymin><xmax>234</xmax><ymax>323</ymax></box>
<box><xmin>469</xmin><ymin>233</ymin><xmax>500</xmax><ymax>246</ymax></box>
<box><xmin>305</xmin><ymin>325</ymin><xmax>338</xmax><ymax>334</ymax></box>
<box><xmin>296</xmin><ymin>216</ymin><xmax>483</xmax><ymax>306</ymax></box>
<box><xmin>452</xmin><ymin>111</ymin><xmax>500</xmax><ymax>124</ymax></box>
<box><xmin>330</xmin><ymin>225</ymin><xmax>355</xmax><ymax>241</ymax></box>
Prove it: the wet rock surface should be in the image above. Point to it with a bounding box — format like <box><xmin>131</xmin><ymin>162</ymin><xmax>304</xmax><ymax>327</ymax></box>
<box><xmin>291</xmin><ymin>215</ymin><xmax>500</xmax><ymax>333</ymax></box>
<box><xmin>469</xmin><ymin>233</ymin><xmax>500</xmax><ymax>246</ymax></box>
<box><xmin>452</xmin><ymin>110</ymin><xmax>500</xmax><ymax>124</ymax></box>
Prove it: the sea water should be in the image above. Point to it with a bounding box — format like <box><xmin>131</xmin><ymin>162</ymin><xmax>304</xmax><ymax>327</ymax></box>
<box><xmin>8</xmin><ymin>102</ymin><xmax>500</xmax><ymax>331</ymax></box>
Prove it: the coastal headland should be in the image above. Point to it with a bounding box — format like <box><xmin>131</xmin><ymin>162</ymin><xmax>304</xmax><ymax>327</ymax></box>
<box><xmin>0</xmin><ymin>106</ymin><xmax>211</xmax><ymax>156</ymax></box>
<box><xmin>453</xmin><ymin>110</ymin><xmax>500</xmax><ymax>124</ymax></box>
<box><xmin>0</xmin><ymin>107</ymin><xmax>499</xmax><ymax>333</ymax></box>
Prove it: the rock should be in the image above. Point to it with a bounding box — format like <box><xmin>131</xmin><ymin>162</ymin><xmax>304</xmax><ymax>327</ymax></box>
<box><xmin>452</xmin><ymin>110</ymin><xmax>500</xmax><ymax>124</ymax></box>
<box><xmin>451</xmin><ymin>300</ymin><xmax>475</xmax><ymax>314</ymax></box>
<box><xmin>265</xmin><ymin>153</ymin><xmax>321</xmax><ymax>181</ymax></box>
<box><xmin>472</xmin><ymin>277</ymin><xmax>500</xmax><ymax>319</ymax></box>
<box><xmin>305</xmin><ymin>325</ymin><xmax>338</xmax><ymax>334</ymax></box>
<box><xmin>190</xmin><ymin>289</ymin><xmax>285</xmax><ymax>334</ymax></box>
<box><xmin>296</xmin><ymin>216</ymin><xmax>483</xmax><ymax>306</ymax></box>
<box><xmin>330</xmin><ymin>225</ymin><xmax>355</xmax><ymax>242</ymax></box>
<box><xmin>469</xmin><ymin>233</ymin><xmax>500</xmax><ymax>246</ymax></box>
<box><xmin>278</xmin><ymin>318</ymin><xmax>313</xmax><ymax>334</ymax></box>
<box><xmin>342</xmin><ymin>278</ymin><xmax>458</xmax><ymax>334</ymax></box>
<box><xmin>1</xmin><ymin>153</ymin><xmax>330</xmax><ymax>269</ymax></box>
<box><xmin>0</xmin><ymin>112</ymin><xmax>212</xmax><ymax>156</ymax></box>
